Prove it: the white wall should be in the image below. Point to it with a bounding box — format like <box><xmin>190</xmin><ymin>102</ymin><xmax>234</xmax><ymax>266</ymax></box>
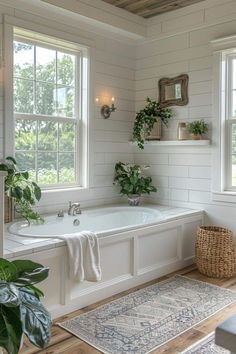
<box><xmin>2</xmin><ymin>0</ymin><xmax>236</xmax><ymax>232</ymax></box>
<box><xmin>135</xmin><ymin>0</ymin><xmax>236</xmax><ymax>232</ymax></box>
<box><xmin>0</xmin><ymin>1</ymin><xmax>136</xmax><ymax>213</ymax></box>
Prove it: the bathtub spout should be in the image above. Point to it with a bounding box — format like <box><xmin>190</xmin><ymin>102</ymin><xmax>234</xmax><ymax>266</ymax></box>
<box><xmin>68</xmin><ymin>202</ymin><xmax>82</xmax><ymax>216</ymax></box>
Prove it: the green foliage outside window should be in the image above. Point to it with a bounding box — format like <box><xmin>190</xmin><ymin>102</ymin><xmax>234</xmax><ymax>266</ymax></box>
<box><xmin>14</xmin><ymin>41</ymin><xmax>77</xmax><ymax>186</ymax></box>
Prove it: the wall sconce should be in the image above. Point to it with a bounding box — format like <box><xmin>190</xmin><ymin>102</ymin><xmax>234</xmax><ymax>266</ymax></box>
<box><xmin>96</xmin><ymin>97</ymin><xmax>117</xmax><ymax>119</ymax></box>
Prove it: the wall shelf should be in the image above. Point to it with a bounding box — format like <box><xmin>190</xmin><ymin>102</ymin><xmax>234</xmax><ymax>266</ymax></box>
<box><xmin>129</xmin><ymin>140</ymin><xmax>211</xmax><ymax>146</ymax></box>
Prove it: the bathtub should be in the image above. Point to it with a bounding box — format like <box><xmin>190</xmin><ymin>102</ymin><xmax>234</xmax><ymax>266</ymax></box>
<box><xmin>9</xmin><ymin>206</ymin><xmax>164</xmax><ymax>238</ymax></box>
<box><xmin>7</xmin><ymin>204</ymin><xmax>204</xmax><ymax>318</ymax></box>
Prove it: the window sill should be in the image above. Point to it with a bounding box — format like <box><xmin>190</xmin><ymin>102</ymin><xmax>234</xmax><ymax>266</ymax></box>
<box><xmin>42</xmin><ymin>186</ymin><xmax>89</xmax><ymax>195</ymax></box>
<box><xmin>212</xmin><ymin>191</ymin><xmax>236</xmax><ymax>203</ymax></box>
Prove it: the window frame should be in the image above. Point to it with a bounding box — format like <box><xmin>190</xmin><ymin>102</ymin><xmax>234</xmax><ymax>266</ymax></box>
<box><xmin>13</xmin><ymin>35</ymin><xmax>81</xmax><ymax>189</ymax></box>
<box><xmin>4</xmin><ymin>20</ymin><xmax>91</xmax><ymax>193</ymax></box>
<box><xmin>212</xmin><ymin>35</ymin><xmax>236</xmax><ymax>203</ymax></box>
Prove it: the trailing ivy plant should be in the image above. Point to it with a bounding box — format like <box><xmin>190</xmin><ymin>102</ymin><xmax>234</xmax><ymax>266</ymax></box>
<box><xmin>0</xmin><ymin>258</ymin><xmax>52</xmax><ymax>354</ymax></box>
<box><xmin>133</xmin><ymin>97</ymin><xmax>174</xmax><ymax>149</ymax></box>
<box><xmin>0</xmin><ymin>156</ymin><xmax>43</xmax><ymax>223</ymax></box>
<box><xmin>114</xmin><ymin>162</ymin><xmax>157</xmax><ymax>196</ymax></box>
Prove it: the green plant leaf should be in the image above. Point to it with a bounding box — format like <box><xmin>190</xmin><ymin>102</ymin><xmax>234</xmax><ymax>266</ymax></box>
<box><xmin>33</xmin><ymin>183</ymin><xmax>42</xmax><ymax>201</ymax></box>
<box><xmin>20</xmin><ymin>288</ymin><xmax>52</xmax><ymax>349</ymax></box>
<box><xmin>25</xmin><ymin>284</ymin><xmax>45</xmax><ymax>299</ymax></box>
<box><xmin>12</xmin><ymin>186</ymin><xmax>23</xmax><ymax>200</ymax></box>
<box><xmin>12</xmin><ymin>260</ymin><xmax>49</xmax><ymax>286</ymax></box>
<box><xmin>21</xmin><ymin>171</ymin><xmax>29</xmax><ymax>180</ymax></box>
<box><xmin>0</xmin><ymin>164</ymin><xmax>9</xmax><ymax>172</ymax></box>
<box><xmin>0</xmin><ymin>306</ymin><xmax>23</xmax><ymax>354</ymax></box>
<box><xmin>12</xmin><ymin>260</ymin><xmax>44</xmax><ymax>274</ymax></box>
<box><xmin>0</xmin><ymin>282</ymin><xmax>20</xmax><ymax>307</ymax></box>
<box><xmin>0</xmin><ymin>259</ymin><xmax>18</xmax><ymax>282</ymax></box>
<box><xmin>1</xmin><ymin>156</ymin><xmax>43</xmax><ymax>222</ymax></box>
<box><xmin>6</xmin><ymin>156</ymin><xmax>17</xmax><ymax>165</ymax></box>
<box><xmin>15</xmin><ymin>267</ymin><xmax>49</xmax><ymax>287</ymax></box>
<box><xmin>23</xmin><ymin>186</ymin><xmax>32</xmax><ymax>201</ymax></box>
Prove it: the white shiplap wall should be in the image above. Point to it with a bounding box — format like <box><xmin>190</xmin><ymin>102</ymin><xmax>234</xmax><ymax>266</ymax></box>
<box><xmin>135</xmin><ymin>0</ymin><xmax>236</xmax><ymax>231</ymax></box>
<box><xmin>0</xmin><ymin>1</ymin><xmax>136</xmax><ymax>212</ymax></box>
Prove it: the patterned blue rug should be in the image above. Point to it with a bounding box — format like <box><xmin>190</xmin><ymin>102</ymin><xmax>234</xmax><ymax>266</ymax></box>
<box><xmin>182</xmin><ymin>333</ymin><xmax>229</xmax><ymax>353</ymax></box>
<box><xmin>59</xmin><ymin>276</ymin><xmax>236</xmax><ymax>354</ymax></box>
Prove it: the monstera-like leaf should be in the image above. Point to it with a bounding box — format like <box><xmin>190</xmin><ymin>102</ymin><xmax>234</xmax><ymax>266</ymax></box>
<box><xmin>0</xmin><ymin>306</ymin><xmax>22</xmax><ymax>354</ymax></box>
<box><xmin>0</xmin><ymin>258</ymin><xmax>51</xmax><ymax>354</ymax></box>
<box><xmin>20</xmin><ymin>288</ymin><xmax>51</xmax><ymax>348</ymax></box>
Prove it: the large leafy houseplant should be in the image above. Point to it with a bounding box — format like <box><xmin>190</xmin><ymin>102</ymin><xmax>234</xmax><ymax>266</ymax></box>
<box><xmin>133</xmin><ymin>97</ymin><xmax>174</xmax><ymax>149</ymax></box>
<box><xmin>0</xmin><ymin>258</ymin><xmax>52</xmax><ymax>354</ymax></box>
<box><xmin>114</xmin><ymin>162</ymin><xmax>157</xmax><ymax>205</ymax></box>
<box><xmin>0</xmin><ymin>157</ymin><xmax>43</xmax><ymax>223</ymax></box>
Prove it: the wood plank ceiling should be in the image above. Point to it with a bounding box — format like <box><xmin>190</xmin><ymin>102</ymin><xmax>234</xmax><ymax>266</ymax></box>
<box><xmin>102</xmin><ymin>0</ymin><xmax>205</xmax><ymax>18</ymax></box>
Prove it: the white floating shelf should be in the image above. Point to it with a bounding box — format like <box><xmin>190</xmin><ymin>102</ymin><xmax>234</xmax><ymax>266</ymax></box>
<box><xmin>130</xmin><ymin>140</ymin><xmax>211</xmax><ymax>146</ymax></box>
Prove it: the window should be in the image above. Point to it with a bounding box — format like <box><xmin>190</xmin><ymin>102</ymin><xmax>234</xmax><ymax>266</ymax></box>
<box><xmin>218</xmin><ymin>50</ymin><xmax>236</xmax><ymax>191</ymax></box>
<box><xmin>212</xmin><ymin>35</ymin><xmax>236</xmax><ymax>201</ymax></box>
<box><xmin>13</xmin><ymin>30</ymin><xmax>88</xmax><ymax>188</ymax></box>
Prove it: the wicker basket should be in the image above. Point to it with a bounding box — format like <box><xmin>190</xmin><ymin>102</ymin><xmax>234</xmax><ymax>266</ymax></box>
<box><xmin>4</xmin><ymin>195</ymin><xmax>12</xmax><ymax>223</ymax></box>
<box><xmin>196</xmin><ymin>226</ymin><xmax>236</xmax><ymax>278</ymax></box>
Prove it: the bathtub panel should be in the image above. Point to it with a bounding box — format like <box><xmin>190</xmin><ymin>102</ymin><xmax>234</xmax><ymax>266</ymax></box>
<box><xmin>10</xmin><ymin>247</ymin><xmax>67</xmax><ymax>309</ymax></box>
<box><xmin>100</xmin><ymin>240</ymin><xmax>132</xmax><ymax>279</ymax></box>
<box><xmin>138</xmin><ymin>227</ymin><xmax>181</xmax><ymax>274</ymax></box>
<box><xmin>182</xmin><ymin>220</ymin><xmax>202</xmax><ymax>261</ymax></box>
<box><xmin>70</xmin><ymin>239</ymin><xmax>132</xmax><ymax>299</ymax></box>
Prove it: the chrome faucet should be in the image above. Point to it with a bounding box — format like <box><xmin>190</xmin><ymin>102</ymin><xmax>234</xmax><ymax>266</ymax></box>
<box><xmin>68</xmin><ymin>201</ymin><xmax>82</xmax><ymax>216</ymax></box>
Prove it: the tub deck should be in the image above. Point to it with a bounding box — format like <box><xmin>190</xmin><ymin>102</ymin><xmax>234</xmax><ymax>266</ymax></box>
<box><xmin>5</xmin><ymin>204</ymin><xmax>203</xmax><ymax>259</ymax></box>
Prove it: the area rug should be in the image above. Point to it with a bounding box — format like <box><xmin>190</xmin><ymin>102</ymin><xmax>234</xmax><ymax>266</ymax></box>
<box><xmin>182</xmin><ymin>333</ymin><xmax>229</xmax><ymax>353</ymax></box>
<box><xmin>58</xmin><ymin>276</ymin><xmax>236</xmax><ymax>354</ymax></box>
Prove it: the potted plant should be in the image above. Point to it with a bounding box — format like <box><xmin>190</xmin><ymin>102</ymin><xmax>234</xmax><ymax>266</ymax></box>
<box><xmin>0</xmin><ymin>258</ymin><xmax>52</xmax><ymax>354</ymax></box>
<box><xmin>133</xmin><ymin>97</ymin><xmax>174</xmax><ymax>149</ymax></box>
<box><xmin>187</xmin><ymin>120</ymin><xmax>208</xmax><ymax>140</ymax></box>
<box><xmin>0</xmin><ymin>157</ymin><xmax>43</xmax><ymax>224</ymax></box>
<box><xmin>114</xmin><ymin>162</ymin><xmax>157</xmax><ymax>206</ymax></box>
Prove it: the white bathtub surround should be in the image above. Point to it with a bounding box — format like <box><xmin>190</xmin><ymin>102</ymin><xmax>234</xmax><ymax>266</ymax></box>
<box><xmin>5</xmin><ymin>204</ymin><xmax>203</xmax><ymax>318</ymax></box>
<box><xmin>61</xmin><ymin>231</ymin><xmax>101</xmax><ymax>282</ymax></box>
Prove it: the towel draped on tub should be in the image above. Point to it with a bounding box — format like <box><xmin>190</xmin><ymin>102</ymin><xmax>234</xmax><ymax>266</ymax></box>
<box><xmin>59</xmin><ymin>231</ymin><xmax>102</xmax><ymax>282</ymax></box>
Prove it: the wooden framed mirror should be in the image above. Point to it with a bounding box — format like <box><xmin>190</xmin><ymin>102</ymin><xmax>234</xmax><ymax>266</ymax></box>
<box><xmin>159</xmin><ymin>74</ymin><xmax>189</xmax><ymax>107</ymax></box>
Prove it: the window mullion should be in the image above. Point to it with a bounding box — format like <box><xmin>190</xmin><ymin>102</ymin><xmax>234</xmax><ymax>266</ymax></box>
<box><xmin>15</xmin><ymin>113</ymin><xmax>76</xmax><ymax>123</ymax></box>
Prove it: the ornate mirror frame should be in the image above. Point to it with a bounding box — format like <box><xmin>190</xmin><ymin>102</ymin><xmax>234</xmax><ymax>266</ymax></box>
<box><xmin>159</xmin><ymin>74</ymin><xmax>189</xmax><ymax>107</ymax></box>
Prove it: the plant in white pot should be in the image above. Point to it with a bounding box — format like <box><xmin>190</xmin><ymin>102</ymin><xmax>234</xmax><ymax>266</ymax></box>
<box><xmin>187</xmin><ymin>120</ymin><xmax>208</xmax><ymax>140</ymax></box>
<box><xmin>133</xmin><ymin>97</ymin><xmax>174</xmax><ymax>149</ymax></box>
<box><xmin>114</xmin><ymin>162</ymin><xmax>157</xmax><ymax>206</ymax></box>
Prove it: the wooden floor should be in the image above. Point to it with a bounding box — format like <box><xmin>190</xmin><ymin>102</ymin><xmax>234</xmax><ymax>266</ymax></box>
<box><xmin>20</xmin><ymin>265</ymin><xmax>236</xmax><ymax>354</ymax></box>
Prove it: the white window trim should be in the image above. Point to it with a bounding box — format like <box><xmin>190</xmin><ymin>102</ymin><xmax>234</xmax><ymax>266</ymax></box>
<box><xmin>3</xmin><ymin>15</ymin><xmax>95</xmax><ymax>205</ymax></box>
<box><xmin>212</xmin><ymin>34</ymin><xmax>236</xmax><ymax>203</ymax></box>
<box><xmin>14</xmin><ymin>34</ymin><xmax>81</xmax><ymax>189</ymax></box>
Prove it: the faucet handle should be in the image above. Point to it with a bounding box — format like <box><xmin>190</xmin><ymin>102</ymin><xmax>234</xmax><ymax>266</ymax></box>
<box><xmin>57</xmin><ymin>210</ymin><xmax>64</xmax><ymax>217</ymax></box>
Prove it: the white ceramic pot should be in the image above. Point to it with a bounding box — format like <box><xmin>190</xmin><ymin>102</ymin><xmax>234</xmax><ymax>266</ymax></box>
<box><xmin>127</xmin><ymin>194</ymin><xmax>140</xmax><ymax>206</ymax></box>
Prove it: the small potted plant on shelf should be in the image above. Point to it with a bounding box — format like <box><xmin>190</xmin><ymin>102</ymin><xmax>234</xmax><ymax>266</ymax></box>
<box><xmin>187</xmin><ymin>120</ymin><xmax>208</xmax><ymax>140</ymax></box>
<box><xmin>0</xmin><ymin>258</ymin><xmax>52</xmax><ymax>354</ymax></box>
<box><xmin>133</xmin><ymin>97</ymin><xmax>174</xmax><ymax>149</ymax></box>
<box><xmin>0</xmin><ymin>156</ymin><xmax>43</xmax><ymax>224</ymax></box>
<box><xmin>114</xmin><ymin>162</ymin><xmax>157</xmax><ymax>206</ymax></box>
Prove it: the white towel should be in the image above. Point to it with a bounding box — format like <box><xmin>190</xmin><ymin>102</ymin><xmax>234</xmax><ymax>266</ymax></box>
<box><xmin>60</xmin><ymin>231</ymin><xmax>101</xmax><ymax>282</ymax></box>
